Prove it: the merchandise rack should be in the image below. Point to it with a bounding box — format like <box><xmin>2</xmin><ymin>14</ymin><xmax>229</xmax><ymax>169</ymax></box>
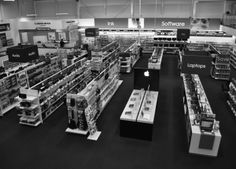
<box><xmin>229</xmin><ymin>50</ymin><xmax>236</xmax><ymax>70</ymax></box>
<box><xmin>91</xmin><ymin>41</ymin><xmax>120</xmax><ymax>73</ymax></box>
<box><xmin>227</xmin><ymin>78</ymin><xmax>236</xmax><ymax>117</ymax></box>
<box><xmin>16</xmin><ymin>56</ymin><xmax>91</xmax><ymax>126</ymax></box>
<box><xmin>182</xmin><ymin>73</ymin><xmax>221</xmax><ymax>157</ymax></box>
<box><xmin>210</xmin><ymin>44</ymin><xmax>231</xmax><ymax>80</ymax></box>
<box><xmin>66</xmin><ymin>42</ymin><xmax>122</xmax><ymax>141</ymax></box>
<box><xmin>153</xmin><ymin>35</ymin><xmax>186</xmax><ymax>49</ymax></box>
<box><xmin>119</xmin><ymin>41</ymin><xmax>140</xmax><ymax>73</ymax></box>
<box><xmin>141</xmin><ymin>38</ymin><xmax>154</xmax><ymax>54</ymax></box>
<box><xmin>0</xmin><ymin>50</ymin><xmax>87</xmax><ymax>116</ymax></box>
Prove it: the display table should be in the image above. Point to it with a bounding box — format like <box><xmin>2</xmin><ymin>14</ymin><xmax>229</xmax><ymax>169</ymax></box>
<box><xmin>148</xmin><ymin>47</ymin><xmax>164</xmax><ymax>70</ymax></box>
<box><xmin>182</xmin><ymin>74</ymin><xmax>221</xmax><ymax>157</ymax></box>
<box><xmin>120</xmin><ymin>89</ymin><xmax>158</xmax><ymax>140</ymax></box>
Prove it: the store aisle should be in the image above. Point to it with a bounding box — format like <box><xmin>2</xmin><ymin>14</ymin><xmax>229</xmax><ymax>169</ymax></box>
<box><xmin>1</xmin><ymin>54</ymin><xmax>236</xmax><ymax>169</ymax></box>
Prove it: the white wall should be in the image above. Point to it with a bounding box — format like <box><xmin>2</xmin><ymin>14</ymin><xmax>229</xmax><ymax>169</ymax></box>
<box><xmin>0</xmin><ymin>0</ymin><xmax>228</xmax><ymax>19</ymax></box>
<box><xmin>196</xmin><ymin>1</ymin><xmax>224</xmax><ymax>18</ymax></box>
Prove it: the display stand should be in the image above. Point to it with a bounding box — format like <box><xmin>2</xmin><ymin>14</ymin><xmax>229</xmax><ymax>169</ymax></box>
<box><xmin>148</xmin><ymin>47</ymin><xmax>164</xmax><ymax>70</ymax></box>
<box><xmin>210</xmin><ymin>44</ymin><xmax>231</xmax><ymax>80</ymax></box>
<box><xmin>227</xmin><ymin>78</ymin><xmax>236</xmax><ymax>117</ymax></box>
<box><xmin>66</xmin><ymin>40</ymin><xmax>122</xmax><ymax>141</ymax></box>
<box><xmin>0</xmin><ymin>50</ymin><xmax>87</xmax><ymax>116</ymax></box>
<box><xmin>182</xmin><ymin>74</ymin><xmax>221</xmax><ymax>157</ymax></box>
<box><xmin>120</xmin><ymin>89</ymin><xmax>158</xmax><ymax>140</ymax></box>
<box><xmin>119</xmin><ymin>41</ymin><xmax>140</xmax><ymax>73</ymax></box>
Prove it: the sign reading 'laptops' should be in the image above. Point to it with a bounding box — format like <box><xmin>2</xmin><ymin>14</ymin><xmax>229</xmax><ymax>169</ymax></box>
<box><xmin>181</xmin><ymin>51</ymin><xmax>212</xmax><ymax>75</ymax></box>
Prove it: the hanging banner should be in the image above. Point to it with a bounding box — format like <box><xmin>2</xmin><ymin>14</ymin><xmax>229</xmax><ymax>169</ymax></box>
<box><xmin>95</xmin><ymin>18</ymin><xmax>128</xmax><ymax>28</ymax></box>
<box><xmin>190</xmin><ymin>18</ymin><xmax>221</xmax><ymax>30</ymax></box>
<box><xmin>128</xmin><ymin>18</ymin><xmax>144</xmax><ymax>29</ymax></box>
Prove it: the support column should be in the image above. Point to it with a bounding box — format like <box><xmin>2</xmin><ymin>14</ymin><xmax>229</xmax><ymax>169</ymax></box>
<box><xmin>193</xmin><ymin>0</ymin><xmax>198</xmax><ymax>18</ymax></box>
<box><xmin>131</xmin><ymin>0</ymin><xmax>134</xmax><ymax>18</ymax></box>
<box><xmin>77</xmin><ymin>0</ymin><xmax>81</xmax><ymax>18</ymax></box>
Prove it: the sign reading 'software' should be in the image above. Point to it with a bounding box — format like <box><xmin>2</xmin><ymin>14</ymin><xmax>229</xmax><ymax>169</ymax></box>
<box><xmin>7</xmin><ymin>45</ymin><xmax>39</xmax><ymax>63</ymax></box>
<box><xmin>144</xmin><ymin>18</ymin><xmax>190</xmax><ymax>29</ymax></box>
<box><xmin>181</xmin><ymin>51</ymin><xmax>212</xmax><ymax>75</ymax></box>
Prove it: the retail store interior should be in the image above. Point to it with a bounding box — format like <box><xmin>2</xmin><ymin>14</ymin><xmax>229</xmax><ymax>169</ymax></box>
<box><xmin>1</xmin><ymin>0</ymin><xmax>236</xmax><ymax>169</ymax></box>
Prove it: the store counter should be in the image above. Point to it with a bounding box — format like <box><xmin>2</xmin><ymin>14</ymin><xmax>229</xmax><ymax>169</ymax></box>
<box><xmin>182</xmin><ymin>74</ymin><xmax>221</xmax><ymax>157</ymax></box>
<box><xmin>120</xmin><ymin>89</ymin><xmax>158</xmax><ymax>140</ymax></box>
<box><xmin>188</xmin><ymin>124</ymin><xmax>221</xmax><ymax>157</ymax></box>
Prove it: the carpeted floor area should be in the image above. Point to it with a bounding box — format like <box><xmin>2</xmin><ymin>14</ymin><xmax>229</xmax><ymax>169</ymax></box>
<box><xmin>0</xmin><ymin>53</ymin><xmax>236</xmax><ymax>169</ymax></box>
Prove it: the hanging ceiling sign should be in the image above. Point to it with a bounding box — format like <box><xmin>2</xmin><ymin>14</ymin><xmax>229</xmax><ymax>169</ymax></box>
<box><xmin>95</xmin><ymin>18</ymin><xmax>128</xmax><ymax>28</ymax></box>
<box><xmin>144</xmin><ymin>18</ymin><xmax>190</xmax><ymax>29</ymax></box>
<box><xmin>190</xmin><ymin>18</ymin><xmax>221</xmax><ymax>30</ymax></box>
<box><xmin>18</xmin><ymin>20</ymin><xmax>63</xmax><ymax>30</ymax></box>
<box><xmin>34</xmin><ymin>21</ymin><xmax>52</xmax><ymax>27</ymax></box>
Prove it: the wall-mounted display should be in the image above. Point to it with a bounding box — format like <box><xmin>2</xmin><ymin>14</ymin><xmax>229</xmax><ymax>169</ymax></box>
<box><xmin>0</xmin><ymin>33</ymin><xmax>7</xmax><ymax>47</ymax></box>
<box><xmin>0</xmin><ymin>23</ymin><xmax>10</xmax><ymax>32</ymax></box>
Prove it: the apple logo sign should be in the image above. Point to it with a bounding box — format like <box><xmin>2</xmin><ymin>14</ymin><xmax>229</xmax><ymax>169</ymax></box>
<box><xmin>144</xmin><ymin>70</ymin><xmax>149</xmax><ymax>77</ymax></box>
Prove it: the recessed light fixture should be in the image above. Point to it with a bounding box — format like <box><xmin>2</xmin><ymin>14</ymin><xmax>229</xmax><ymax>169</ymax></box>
<box><xmin>56</xmin><ymin>13</ymin><xmax>68</xmax><ymax>16</ymax></box>
<box><xmin>3</xmin><ymin>0</ymin><xmax>15</xmax><ymax>1</ymax></box>
<box><xmin>19</xmin><ymin>17</ymin><xmax>29</xmax><ymax>22</ymax></box>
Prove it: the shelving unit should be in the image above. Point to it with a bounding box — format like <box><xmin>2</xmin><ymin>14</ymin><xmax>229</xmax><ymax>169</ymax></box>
<box><xmin>229</xmin><ymin>50</ymin><xmax>236</xmax><ymax>70</ymax></box>
<box><xmin>148</xmin><ymin>47</ymin><xmax>164</xmax><ymax>70</ymax></box>
<box><xmin>227</xmin><ymin>78</ymin><xmax>236</xmax><ymax>117</ymax></box>
<box><xmin>119</xmin><ymin>41</ymin><xmax>140</xmax><ymax>73</ymax></box>
<box><xmin>66</xmin><ymin>41</ymin><xmax>122</xmax><ymax>141</ymax></box>
<box><xmin>0</xmin><ymin>49</ymin><xmax>88</xmax><ymax>116</ymax></box>
<box><xmin>120</xmin><ymin>89</ymin><xmax>159</xmax><ymax>140</ymax></box>
<box><xmin>153</xmin><ymin>35</ymin><xmax>186</xmax><ymax>48</ymax></box>
<box><xmin>141</xmin><ymin>38</ymin><xmax>154</xmax><ymax>54</ymax></box>
<box><xmin>182</xmin><ymin>73</ymin><xmax>221</xmax><ymax>157</ymax></box>
<box><xmin>16</xmin><ymin>57</ymin><xmax>91</xmax><ymax>126</ymax></box>
<box><xmin>210</xmin><ymin>44</ymin><xmax>231</xmax><ymax>80</ymax></box>
<box><xmin>0</xmin><ymin>73</ymin><xmax>20</xmax><ymax>116</ymax></box>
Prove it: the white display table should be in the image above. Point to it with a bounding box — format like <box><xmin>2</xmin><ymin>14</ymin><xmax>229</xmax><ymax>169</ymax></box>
<box><xmin>182</xmin><ymin>74</ymin><xmax>221</xmax><ymax>157</ymax></box>
<box><xmin>120</xmin><ymin>89</ymin><xmax>158</xmax><ymax>140</ymax></box>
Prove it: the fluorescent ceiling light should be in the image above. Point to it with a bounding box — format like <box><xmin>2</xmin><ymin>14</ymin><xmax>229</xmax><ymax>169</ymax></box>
<box><xmin>3</xmin><ymin>0</ymin><xmax>15</xmax><ymax>1</ymax></box>
<box><xmin>26</xmin><ymin>14</ymin><xmax>37</xmax><ymax>17</ymax></box>
<box><xmin>26</xmin><ymin>13</ymin><xmax>37</xmax><ymax>16</ymax></box>
<box><xmin>19</xmin><ymin>17</ymin><xmax>29</xmax><ymax>22</ymax></box>
<box><xmin>56</xmin><ymin>13</ymin><xmax>68</xmax><ymax>15</ymax></box>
